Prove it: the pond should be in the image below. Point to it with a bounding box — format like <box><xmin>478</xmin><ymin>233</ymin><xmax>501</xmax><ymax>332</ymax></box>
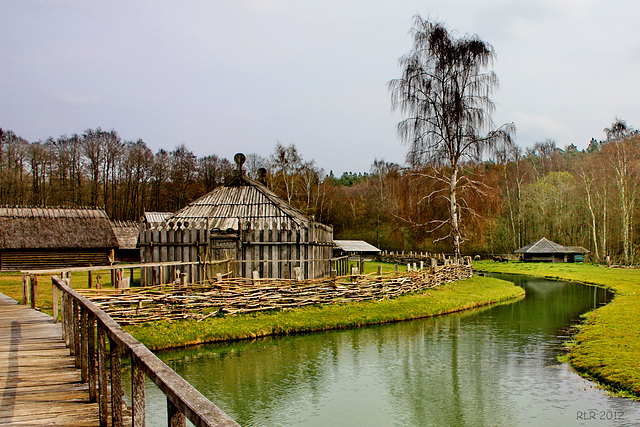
<box><xmin>125</xmin><ymin>274</ymin><xmax>640</xmax><ymax>426</ymax></box>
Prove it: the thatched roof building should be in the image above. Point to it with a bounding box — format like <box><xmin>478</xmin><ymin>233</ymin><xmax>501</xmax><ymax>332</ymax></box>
<box><xmin>0</xmin><ymin>207</ymin><xmax>118</xmax><ymax>271</ymax></box>
<box><xmin>140</xmin><ymin>153</ymin><xmax>334</xmax><ymax>283</ymax></box>
<box><xmin>111</xmin><ymin>220</ymin><xmax>140</xmax><ymax>263</ymax></box>
<box><xmin>515</xmin><ymin>237</ymin><xmax>589</xmax><ymax>263</ymax></box>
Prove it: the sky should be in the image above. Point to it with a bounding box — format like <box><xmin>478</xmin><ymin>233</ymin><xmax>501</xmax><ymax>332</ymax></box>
<box><xmin>2</xmin><ymin>0</ymin><xmax>640</xmax><ymax>175</ymax></box>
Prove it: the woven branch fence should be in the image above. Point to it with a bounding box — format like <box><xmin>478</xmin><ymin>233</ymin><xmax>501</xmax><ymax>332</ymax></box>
<box><xmin>79</xmin><ymin>263</ymin><xmax>473</xmax><ymax>325</ymax></box>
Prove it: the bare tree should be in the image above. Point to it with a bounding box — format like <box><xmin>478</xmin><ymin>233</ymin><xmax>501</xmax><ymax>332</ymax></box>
<box><xmin>602</xmin><ymin>118</ymin><xmax>639</xmax><ymax>264</ymax></box>
<box><xmin>389</xmin><ymin>16</ymin><xmax>513</xmax><ymax>257</ymax></box>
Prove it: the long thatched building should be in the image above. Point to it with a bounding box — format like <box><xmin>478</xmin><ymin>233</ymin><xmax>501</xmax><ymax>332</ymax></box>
<box><xmin>0</xmin><ymin>206</ymin><xmax>119</xmax><ymax>271</ymax></box>
<box><xmin>139</xmin><ymin>153</ymin><xmax>334</xmax><ymax>284</ymax></box>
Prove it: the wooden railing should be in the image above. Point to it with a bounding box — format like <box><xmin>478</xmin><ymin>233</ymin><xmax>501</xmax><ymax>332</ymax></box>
<box><xmin>51</xmin><ymin>275</ymin><xmax>240</xmax><ymax>427</ymax></box>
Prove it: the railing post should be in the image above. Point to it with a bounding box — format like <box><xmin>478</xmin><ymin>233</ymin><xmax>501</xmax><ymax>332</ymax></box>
<box><xmin>52</xmin><ymin>281</ymin><xmax>59</xmax><ymax>323</ymax></box>
<box><xmin>110</xmin><ymin>337</ymin><xmax>123</xmax><ymax>427</ymax></box>
<box><xmin>88</xmin><ymin>313</ymin><xmax>97</xmax><ymax>402</ymax></box>
<box><xmin>30</xmin><ymin>274</ymin><xmax>38</xmax><ymax>309</ymax></box>
<box><xmin>132</xmin><ymin>356</ymin><xmax>146</xmax><ymax>427</ymax></box>
<box><xmin>73</xmin><ymin>300</ymin><xmax>81</xmax><ymax>366</ymax></box>
<box><xmin>81</xmin><ymin>308</ymin><xmax>88</xmax><ymax>383</ymax></box>
<box><xmin>22</xmin><ymin>273</ymin><xmax>28</xmax><ymax>305</ymax></box>
<box><xmin>97</xmin><ymin>325</ymin><xmax>108</xmax><ymax>427</ymax></box>
<box><xmin>67</xmin><ymin>294</ymin><xmax>75</xmax><ymax>353</ymax></box>
<box><xmin>168</xmin><ymin>397</ymin><xmax>186</xmax><ymax>427</ymax></box>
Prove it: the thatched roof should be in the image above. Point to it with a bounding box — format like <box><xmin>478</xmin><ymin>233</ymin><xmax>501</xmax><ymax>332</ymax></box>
<box><xmin>110</xmin><ymin>220</ymin><xmax>139</xmax><ymax>250</ymax></box>
<box><xmin>159</xmin><ymin>155</ymin><xmax>311</xmax><ymax>231</ymax></box>
<box><xmin>515</xmin><ymin>237</ymin><xmax>589</xmax><ymax>254</ymax></box>
<box><xmin>0</xmin><ymin>207</ymin><xmax>118</xmax><ymax>250</ymax></box>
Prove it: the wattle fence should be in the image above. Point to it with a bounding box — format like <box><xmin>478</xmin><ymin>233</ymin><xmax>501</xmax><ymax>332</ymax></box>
<box><xmin>79</xmin><ymin>261</ymin><xmax>473</xmax><ymax>325</ymax></box>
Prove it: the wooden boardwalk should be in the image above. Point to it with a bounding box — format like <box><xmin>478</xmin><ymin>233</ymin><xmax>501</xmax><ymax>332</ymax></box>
<box><xmin>0</xmin><ymin>293</ymin><xmax>101</xmax><ymax>426</ymax></box>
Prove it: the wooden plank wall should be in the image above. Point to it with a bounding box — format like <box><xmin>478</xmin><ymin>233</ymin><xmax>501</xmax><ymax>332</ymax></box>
<box><xmin>139</xmin><ymin>228</ymin><xmax>207</xmax><ymax>285</ymax></box>
<box><xmin>139</xmin><ymin>220</ymin><xmax>334</xmax><ymax>284</ymax></box>
<box><xmin>238</xmin><ymin>220</ymin><xmax>333</xmax><ymax>280</ymax></box>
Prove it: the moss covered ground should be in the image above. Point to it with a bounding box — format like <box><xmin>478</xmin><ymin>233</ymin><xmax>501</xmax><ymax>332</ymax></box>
<box><xmin>474</xmin><ymin>260</ymin><xmax>640</xmax><ymax>399</ymax></box>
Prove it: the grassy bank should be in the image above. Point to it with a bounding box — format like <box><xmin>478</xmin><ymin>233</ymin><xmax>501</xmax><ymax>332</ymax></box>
<box><xmin>0</xmin><ymin>270</ymin><xmax>131</xmax><ymax>315</ymax></box>
<box><xmin>474</xmin><ymin>260</ymin><xmax>640</xmax><ymax>398</ymax></box>
<box><xmin>125</xmin><ymin>275</ymin><xmax>524</xmax><ymax>350</ymax></box>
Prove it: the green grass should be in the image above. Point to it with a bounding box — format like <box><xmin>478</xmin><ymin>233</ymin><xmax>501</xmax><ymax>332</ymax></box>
<box><xmin>474</xmin><ymin>260</ymin><xmax>640</xmax><ymax>399</ymax></box>
<box><xmin>125</xmin><ymin>274</ymin><xmax>524</xmax><ymax>351</ymax></box>
<box><xmin>0</xmin><ymin>269</ymin><xmax>139</xmax><ymax>315</ymax></box>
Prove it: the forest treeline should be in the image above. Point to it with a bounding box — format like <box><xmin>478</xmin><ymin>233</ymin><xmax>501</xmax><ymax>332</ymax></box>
<box><xmin>2</xmin><ymin>124</ymin><xmax>640</xmax><ymax>264</ymax></box>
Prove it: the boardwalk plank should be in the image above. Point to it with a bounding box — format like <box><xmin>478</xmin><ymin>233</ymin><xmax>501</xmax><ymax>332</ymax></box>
<box><xmin>0</xmin><ymin>293</ymin><xmax>103</xmax><ymax>426</ymax></box>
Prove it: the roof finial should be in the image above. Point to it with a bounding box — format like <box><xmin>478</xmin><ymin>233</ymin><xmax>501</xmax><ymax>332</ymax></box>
<box><xmin>234</xmin><ymin>153</ymin><xmax>246</xmax><ymax>176</ymax></box>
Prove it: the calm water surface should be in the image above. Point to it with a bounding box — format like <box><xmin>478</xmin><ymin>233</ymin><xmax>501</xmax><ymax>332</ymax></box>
<box><xmin>125</xmin><ymin>274</ymin><xmax>640</xmax><ymax>426</ymax></box>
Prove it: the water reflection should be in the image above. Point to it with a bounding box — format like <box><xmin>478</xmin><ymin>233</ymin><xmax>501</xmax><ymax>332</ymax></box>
<box><xmin>126</xmin><ymin>275</ymin><xmax>640</xmax><ymax>426</ymax></box>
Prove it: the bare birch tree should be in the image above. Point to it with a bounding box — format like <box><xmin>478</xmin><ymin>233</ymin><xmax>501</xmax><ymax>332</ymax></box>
<box><xmin>389</xmin><ymin>15</ymin><xmax>513</xmax><ymax>257</ymax></box>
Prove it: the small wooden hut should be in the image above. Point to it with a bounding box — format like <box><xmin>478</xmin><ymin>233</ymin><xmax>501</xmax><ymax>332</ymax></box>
<box><xmin>515</xmin><ymin>237</ymin><xmax>589</xmax><ymax>263</ymax></box>
<box><xmin>110</xmin><ymin>220</ymin><xmax>140</xmax><ymax>263</ymax></box>
<box><xmin>139</xmin><ymin>153</ymin><xmax>334</xmax><ymax>284</ymax></box>
<box><xmin>0</xmin><ymin>206</ymin><xmax>118</xmax><ymax>271</ymax></box>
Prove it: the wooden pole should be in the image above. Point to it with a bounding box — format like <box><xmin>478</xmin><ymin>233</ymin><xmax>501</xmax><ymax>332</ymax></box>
<box><xmin>30</xmin><ymin>274</ymin><xmax>37</xmax><ymax>309</ymax></box>
<box><xmin>81</xmin><ymin>308</ymin><xmax>88</xmax><ymax>383</ymax></box>
<box><xmin>88</xmin><ymin>314</ymin><xmax>97</xmax><ymax>402</ymax></box>
<box><xmin>22</xmin><ymin>273</ymin><xmax>28</xmax><ymax>305</ymax></box>
<box><xmin>52</xmin><ymin>282</ymin><xmax>59</xmax><ymax>323</ymax></box>
<box><xmin>97</xmin><ymin>325</ymin><xmax>108</xmax><ymax>426</ymax></box>
<box><xmin>168</xmin><ymin>397</ymin><xmax>186</xmax><ymax>427</ymax></box>
<box><xmin>110</xmin><ymin>337</ymin><xmax>123</xmax><ymax>427</ymax></box>
<box><xmin>88</xmin><ymin>270</ymin><xmax>93</xmax><ymax>289</ymax></box>
<box><xmin>132</xmin><ymin>356</ymin><xmax>146</xmax><ymax>427</ymax></box>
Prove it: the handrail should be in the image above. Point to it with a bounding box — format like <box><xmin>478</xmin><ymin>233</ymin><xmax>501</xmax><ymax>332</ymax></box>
<box><xmin>51</xmin><ymin>275</ymin><xmax>240</xmax><ymax>427</ymax></box>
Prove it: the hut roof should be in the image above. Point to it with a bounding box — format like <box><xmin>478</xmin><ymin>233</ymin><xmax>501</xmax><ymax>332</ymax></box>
<box><xmin>110</xmin><ymin>220</ymin><xmax>139</xmax><ymax>250</ymax></box>
<box><xmin>0</xmin><ymin>206</ymin><xmax>118</xmax><ymax>250</ymax></box>
<box><xmin>161</xmin><ymin>156</ymin><xmax>310</xmax><ymax>231</ymax></box>
<box><xmin>515</xmin><ymin>237</ymin><xmax>589</xmax><ymax>254</ymax></box>
<box><xmin>333</xmin><ymin>240</ymin><xmax>381</xmax><ymax>255</ymax></box>
<box><xmin>143</xmin><ymin>212</ymin><xmax>172</xmax><ymax>226</ymax></box>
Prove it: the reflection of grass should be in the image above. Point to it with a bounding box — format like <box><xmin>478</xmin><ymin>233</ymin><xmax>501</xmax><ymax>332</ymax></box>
<box><xmin>474</xmin><ymin>260</ymin><xmax>640</xmax><ymax>399</ymax></box>
<box><xmin>126</xmin><ymin>275</ymin><xmax>524</xmax><ymax>351</ymax></box>
<box><xmin>0</xmin><ymin>270</ymin><xmax>139</xmax><ymax>315</ymax></box>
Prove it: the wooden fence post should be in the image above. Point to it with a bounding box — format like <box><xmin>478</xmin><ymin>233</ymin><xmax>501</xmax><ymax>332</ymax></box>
<box><xmin>81</xmin><ymin>308</ymin><xmax>88</xmax><ymax>383</ymax></box>
<box><xmin>73</xmin><ymin>300</ymin><xmax>81</xmax><ymax>367</ymax></box>
<box><xmin>168</xmin><ymin>398</ymin><xmax>186</xmax><ymax>427</ymax></box>
<box><xmin>30</xmin><ymin>274</ymin><xmax>37</xmax><ymax>309</ymax></box>
<box><xmin>109</xmin><ymin>337</ymin><xmax>123</xmax><ymax>427</ymax></box>
<box><xmin>22</xmin><ymin>273</ymin><xmax>28</xmax><ymax>305</ymax></box>
<box><xmin>88</xmin><ymin>314</ymin><xmax>97</xmax><ymax>403</ymax></box>
<box><xmin>88</xmin><ymin>270</ymin><xmax>93</xmax><ymax>289</ymax></box>
<box><xmin>52</xmin><ymin>282</ymin><xmax>59</xmax><ymax>323</ymax></box>
<box><xmin>97</xmin><ymin>325</ymin><xmax>108</xmax><ymax>426</ymax></box>
<box><xmin>132</xmin><ymin>356</ymin><xmax>146</xmax><ymax>427</ymax></box>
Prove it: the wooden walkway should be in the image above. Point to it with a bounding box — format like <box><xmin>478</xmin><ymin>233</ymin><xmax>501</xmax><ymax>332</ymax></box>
<box><xmin>0</xmin><ymin>293</ymin><xmax>101</xmax><ymax>426</ymax></box>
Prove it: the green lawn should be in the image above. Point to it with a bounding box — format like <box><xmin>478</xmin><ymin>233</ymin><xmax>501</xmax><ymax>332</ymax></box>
<box><xmin>0</xmin><ymin>269</ymin><xmax>139</xmax><ymax>315</ymax></box>
<box><xmin>474</xmin><ymin>260</ymin><xmax>640</xmax><ymax>399</ymax></box>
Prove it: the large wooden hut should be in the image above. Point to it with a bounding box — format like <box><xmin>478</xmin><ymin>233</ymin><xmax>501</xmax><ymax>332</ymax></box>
<box><xmin>0</xmin><ymin>206</ymin><xmax>118</xmax><ymax>271</ymax></box>
<box><xmin>515</xmin><ymin>237</ymin><xmax>589</xmax><ymax>263</ymax></box>
<box><xmin>139</xmin><ymin>154</ymin><xmax>334</xmax><ymax>284</ymax></box>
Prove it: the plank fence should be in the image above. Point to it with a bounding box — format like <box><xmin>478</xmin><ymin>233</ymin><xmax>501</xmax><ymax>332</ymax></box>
<box><xmin>139</xmin><ymin>220</ymin><xmax>334</xmax><ymax>285</ymax></box>
<box><xmin>51</xmin><ymin>275</ymin><xmax>240</xmax><ymax>427</ymax></box>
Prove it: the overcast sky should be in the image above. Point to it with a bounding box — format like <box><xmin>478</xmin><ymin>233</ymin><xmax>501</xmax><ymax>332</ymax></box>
<box><xmin>2</xmin><ymin>1</ymin><xmax>639</xmax><ymax>175</ymax></box>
